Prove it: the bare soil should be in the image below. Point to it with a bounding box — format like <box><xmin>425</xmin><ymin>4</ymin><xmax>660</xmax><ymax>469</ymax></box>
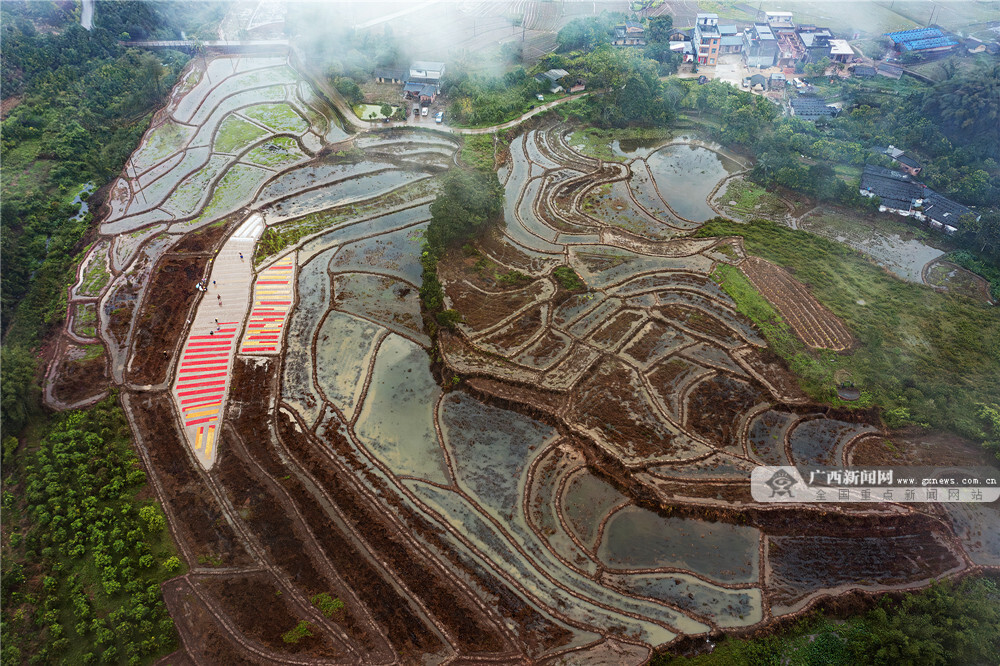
<box><xmin>200</xmin><ymin>573</ymin><xmax>342</xmax><ymax>657</ymax></box>
<box><xmin>50</xmin><ymin>349</ymin><xmax>109</xmax><ymax>404</ymax></box>
<box><xmin>128</xmin><ymin>255</ymin><xmax>208</xmax><ymax>385</ymax></box>
<box><xmin>687</xmin><ymin>374</ymin><xmax>767</xmax><ymax>449</ymax></box>
<box><xmin>742</xmin><ymin>256</ymin><xmax>854</xmax><ymax>351</ymax></box>
<box><xmin>161</xmin><ymin>577</ymin><xmax>263</xmax><ymax>665</ymax></box>
<box><xmin>127</xmin><ymin>391</ymin><xmax>254</xmax><ymax>567</ymax></box>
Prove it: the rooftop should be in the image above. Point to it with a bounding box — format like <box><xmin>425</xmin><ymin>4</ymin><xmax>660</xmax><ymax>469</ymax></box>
<box><xmin>374</xmin><ymin>67</ymin><xmax>407</xmax><ymax>79</ymax></box>
<box><xmin>799</xmin><ymin>32</ymin><xmax>831</xmax><ymax>48</ymax></box>
<box><xmin>752</xmin><ymin>23</ymin><xmax>776</xmax><ymax>41</ymax></box>
<box><xmin>790</xmin><ymin>97</ymin><xmax>839</xmax><ymax>121</ymax></box>
<box><xmin>411</xmin><ymin>60</ymin><xmax>445</xmax><ymax>71</ymax></box>
<box><xmin>923</xmin><ymin>192</ymin><xmax>977</xmax><ymax>226</ymax></box>
<box><xmin>829</xmin><ymin>39</ymin><xmax>853</xmax><ymax>55</ymax></box>
<box><xmin>860</xmin><ymin>164</ymin><xmax>925</xmax><ymax>210</ymax></box>
<box><xmin>884</xmin><ymin>27</ymin><xmax>943</xmax><ymax>44</ymax></box>
<box><xmin>902</xmin><ymin>36</ymin><xmax>958</xmax><ymax>51</ymax></box>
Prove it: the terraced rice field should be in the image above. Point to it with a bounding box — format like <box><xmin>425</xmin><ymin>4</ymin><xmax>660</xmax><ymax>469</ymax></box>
<box><xmin>44</xmin><ymin>51</ymin><xmax>999</xmax><ymax>665</ymax></box>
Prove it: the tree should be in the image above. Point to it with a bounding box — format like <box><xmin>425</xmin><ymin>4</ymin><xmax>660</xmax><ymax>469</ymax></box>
<box><xmin>646</xmin><ymin>15</ymin><xmax>673</xmax><ymax>43</ymax></box>
<box><xmin>282</xmin><ymin>620</ymin><xmax>313</xmax><ymax>644</ymax></box>
<box><xmin>1</xmin><ymin>345</ymin><xmax>38</xmax><ymax>434</ymax></box>
<box><xmin>379</xmin><ymin>103</ymin><xmax>392</xmax><ymax>119</ymax></box>
<box><xmin>556</xmin><ymin>15</ymin><xmax>614</xmax><ymax>52</ymax></box>
<box><xmin>425</xmin><ymin>169</ymin><xmax>504</xmax><ymax>255</ymax></box>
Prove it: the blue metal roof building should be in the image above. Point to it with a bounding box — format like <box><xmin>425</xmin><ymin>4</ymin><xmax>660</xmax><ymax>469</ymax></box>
<box><xmin>884</xmin><ymin>27</ymin><xmax>958</xmax><ymax>52</ymax></box>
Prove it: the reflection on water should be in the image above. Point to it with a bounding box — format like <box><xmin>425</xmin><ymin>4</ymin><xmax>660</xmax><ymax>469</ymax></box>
<box><xmin>645</xmin><ymin>144</ymin><xmax>739</xmax><ymax>222</ymax></box>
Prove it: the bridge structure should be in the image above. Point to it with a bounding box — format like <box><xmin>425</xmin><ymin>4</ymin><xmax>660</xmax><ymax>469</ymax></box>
<box><xmin>123</xmin><ymin>39</ymin><xmax>289</xmax><ymax>54</ymax></box>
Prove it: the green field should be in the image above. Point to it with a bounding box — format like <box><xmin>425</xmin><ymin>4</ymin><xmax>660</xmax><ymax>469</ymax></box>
<box><xmin>213</xmin><ymin>116</ymin><xmax>268</xmax><ymax>154</ymax></box>
<box><xmin>698</xmin><ymin>219</ymin><xmax>1000</xmax><ymax>447</ymax></box>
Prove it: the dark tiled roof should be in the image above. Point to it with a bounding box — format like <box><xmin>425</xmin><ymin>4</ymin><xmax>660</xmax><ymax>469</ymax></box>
<box><xmin>374</xmin><ymin>67</ymin><xmax>407</xmax><ymax>80</ymax></box>
<box><xmin>790</xmin><ymin>97</ymin><xmax>838</xmax><ymax>120</ymax></box>
<box><xmin>896</xmin><ymin>154</ymin><xmax>921</xmax><ymax>169</ymax></box>
<box><xmin>853</xmin><ymin>65</ymin><xmax>877</xmax><ymax>77</ymax></box>
<box><xmin>923</xmin><ymin>192</ymin><xmax>976</xmax><ymax>226</ymax></box>
<box><xmin>860</xmin><ymin>164</ymin><xmax>923</xmax><ymax>209</ymax></box>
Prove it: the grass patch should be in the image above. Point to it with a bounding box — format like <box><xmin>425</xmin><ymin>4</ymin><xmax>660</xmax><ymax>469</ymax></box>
<box><xmin>712</xmin><ymin>264</ymin><xmax>837</xmax><ymax>395</ymax></box>
<box><xmin>947</xmin><ymin>250</ymin><xmax>1000</xmax><ymax>301</ymax></box>
<box><xmin>717</xmin><ymin>178</ymin><xmax>787</xmax><ymax>219</ymax></box>
<box><xmin>567</xmin><ymin>126</ymin><xmax>675</xmax><ymax>162</ymax></box>
<box><xmin>461</xmin><ymin>131</ymin><xmax>510</xmax><ymax>172</ymax></box>
<box><xmin>553</xmin><ymin>265</ymin><xmax>585</xmax><ymax>291</ymax></box>
<box><xmin>241</xmin><ymin>103</ymin><xmax>308</xmax><ymax>134</ymax></box>
<box><xmin>212</xmin><ymin>115</ymin><xmax>268</xmax><ymax>154</ymax></box>
<box><xmin>243</xmin><ymin>136</ymin><xmax>307</xmax><ymax>168</ymax></box>
<box><xmin>73</xmin><ymin>303</ymin><xmax>98</xmax><ymax>339</ymax></box>
<box><xmin>353</xmin><ymin>103</ymin><xmax>397</xmax><ymax>121</ymax></box>
<box><xmin>189</xmin><ymin>163</ymin><xmax>268</xmax><ymax>226</ymax></box>
<box><xmin>78</xmin><ymin>251</ymin><xmax>111</xmax><ymax>298</ymax></box>
<box><xmin>698</xmin><ymin>219</ymin><xmax>1000</xmax><ymax>441</ymax></box>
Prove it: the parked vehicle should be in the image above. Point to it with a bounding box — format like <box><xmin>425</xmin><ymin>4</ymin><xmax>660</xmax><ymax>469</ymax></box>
<box><xmin>421</xmin><ymin>106</ymin><xmax>429</xmax><ymax>117</ymax></box>
<box><xmin>435</xmin><ymin>111</ymin><xmax>444</xmax><ymax>124</ymax></box>
<box><xmin>536</xmin><ymin>94</ymin><xmax>545</xmax><ymax>101</ymax></box>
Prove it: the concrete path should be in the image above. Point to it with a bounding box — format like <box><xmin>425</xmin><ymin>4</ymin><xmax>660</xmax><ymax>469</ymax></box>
<box><xmin>81</xmin><ymin>0</ymin><xmax>94</xmax><ymax>30</ymax></box>
<box><xmin>170</xmin><ymin>213</ymin><xmax>265</xmax><ymax>469</ymax></box>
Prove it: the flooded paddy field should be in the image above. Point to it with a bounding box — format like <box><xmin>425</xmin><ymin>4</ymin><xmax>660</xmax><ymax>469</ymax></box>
<box><xmin>800</xmin><ymin>205</ymin><xmax>947</xmax><ymax>283</ymax></box>
<box><xmin>49</xmin><ymin>50</ymin><xmax>1000</xmax><ymax>665</ymax></box>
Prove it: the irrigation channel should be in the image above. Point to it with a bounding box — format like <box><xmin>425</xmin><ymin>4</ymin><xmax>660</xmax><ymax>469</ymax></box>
<box><xmin>43</xmin><ymin>53</ymin><xmax>999</xmax><ymax>664</ymax></box>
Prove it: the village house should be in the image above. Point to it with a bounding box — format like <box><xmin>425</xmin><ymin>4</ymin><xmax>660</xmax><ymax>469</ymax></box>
<box><xmin>670</xmin><ymin>39</ymin><xmax>695</xmax><ymax>62</ymax></box>
<box><xmin>769</xmin><ymin>72</ymin><xmax>786</xmax><ymax>90</ymax></box>
<box><xmin>668</xmin><ymin>28</ymin><xmax>693</xmax><ymax>43</ymax></box>
<box><xmin>852</xmin><ymin>64</ymin><xmax>877</xmax><ymax>78</ymax></box>
<box><xmin>881</xmin><ymin>145</ymin><xmax>923</xmax><ymax>176</ymax></box>
<box><xmin>403</xmin><ymin>60</ymin><xmax>446</xmax><ymax>104</ymax></box>
<box><xmin>718</xmin><ymin>25</ymin><xmax>743</xmax><ymax>54</ymax></box>
<box><xmin>374</xmin><ymin>67</ymin><xmax>407</xmax><ymax>84</ymax></box>
<box><xmin>613</xmin><ymin>20</ymin><xmax>646</xmax><ymax>46</ymax></box>
<box><xmin>765</xmin><ymin>11</ymin><xmax>795</xmax><ymax>32</ymax></box>
<box><xmin>694</xmin><ymin>13</ymin><xmax>721</xmax><ymax>65</ymax></box>
<box><xmin>535</xmin><ymin>68</ymin><xmax>570</xmax><ymax>93</ymax></box>
<box><xmin>875</xmin><ymin>62</ymin><xmax>903</xmax><ymax>79</ymax></box>
<box><xmin>828</xmin><ymin>39</ymin><xmax>854</xmax><ymax>62</ymax></box>
<box><xmin>796</xmin><ymin>26</ymin><xmax>835</xmax><ymax>63</ymax></box>
<box><xmin>885</xmin><ymin>27</ymin><xmax>958</xmax><ymax>57</ymax></box>
<box><xmin>746</xmin><ymin>73</ymin><xmax>767</xmax><ymax>91</ymax></box>
<box><xmin>775</xmin><ymin>30</ymin><xmax>805</xmax><ymax>68</ymax></box>
<box><xmin>859</xmin><ymin>165</ymin><xmax>977</xmax><ymax>233</ymax></box>
<box><xmin>743</xmin><ymin>22</ymin><xmax>778</xmax><ymax>68</ymax></box>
